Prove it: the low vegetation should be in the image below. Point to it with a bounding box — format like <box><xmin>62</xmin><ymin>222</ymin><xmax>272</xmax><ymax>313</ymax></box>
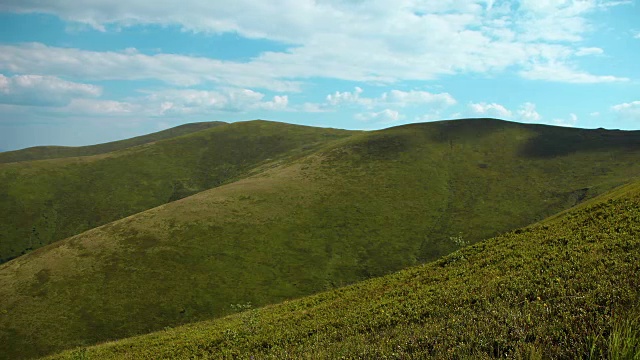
<box><xmin>47</xmin><ymin>180</ymin><xmax>640</xmax><ymax>359</ymax></box>
<box><xmin>0</xmin><ymin>121</ymin><xmax>225</xmax><ymax>163</ymax></box>
<box><xmin>0</xmin><ymin>121</ymin><xmax>354</xmax><ymax>263</ymax></box>
<box><xmin>1</xmin><ymin>119</ymin><xmax>640</xmax><ymax>359</ymax></box>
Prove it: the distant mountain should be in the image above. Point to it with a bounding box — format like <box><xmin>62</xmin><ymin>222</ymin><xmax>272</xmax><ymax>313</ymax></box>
<box><xmin>1</xmin><ymin>118</ymin><xmax>640</xmax><ymax>359</ymax></box>
<box><xmin>48</xmin><ymin>179</ymin><xmax>640</xmax><ymax>359</ymax></box>
<box><xmin>0</xmin><ymin>121</ymin><xmax>226</xmax><ymax>164</ymax></box>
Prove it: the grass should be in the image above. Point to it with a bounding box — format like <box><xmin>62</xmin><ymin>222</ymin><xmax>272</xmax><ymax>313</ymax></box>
<box><xmin>608</xmin><ymin>310</ymin><xmax>640</xmax><ymax>360</ymax></box>
<box><xmin>2</xmin><ymin>118</ymin><xmax>640</xmax><ymax>359</ymax></box>
<box><xmin>0</xmin><ymin>120</ymin><xmax>355</xmax><ymax>263</ymax></box>
<box><xmin>44</xmin><ymin>178</ymin><xmax>640</xmax><ymax>359</ymax></box>
<box><xmin>0</xmin><ymin>121</ymin><xmax>225</xmax><ymax>163</ymax></box>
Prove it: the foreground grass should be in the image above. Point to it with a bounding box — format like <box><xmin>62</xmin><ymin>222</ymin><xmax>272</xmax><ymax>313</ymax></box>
<box><xmin>47</xmin><ymin>180</ymin><xmax>640</xmax><ymax>359</ymax></box>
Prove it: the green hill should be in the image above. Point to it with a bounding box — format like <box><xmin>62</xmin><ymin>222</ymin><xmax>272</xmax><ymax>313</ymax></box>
<box><xmin>45</xmin><ymin>179</ymin><xmax>640</xmax><ymax>359</ymax></box>
<box><xmin>1</xmin><ymin>119</ymin><xmax>640</xmax><ymax>359</ymax></box>
<box><xmin>0</xmin><ymin>121</ymin><xmax>226</xmax><ymax>163</ymax></box>
<box><xmin>0</xmin><ymin>121</ymin><xmax>354</xmax><ymax>263</ymax></box>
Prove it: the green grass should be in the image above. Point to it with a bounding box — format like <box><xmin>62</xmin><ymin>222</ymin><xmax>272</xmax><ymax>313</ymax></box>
<box><xmin>608</xmin><ymin>310</ymin><xmax>640</xmax><ymax>360</ymax></box>
<box><xmin>2</xmin><ymin>119</ymin><xmax>640</xmax><ymax>359</ymax></box>
<box><xmin>0</xmin><ymin>121</ymin><xmax>226</xmax><ymax>163</ymax></box>
<box><xmin>0</xmin><ymin>120</ymin><xmax>355</xmax><ymax>263</ymax></box>
<box><xmin>45</xmin><ymin>178</ymin><xmax>640</xmax><ymax>359</ymax></box>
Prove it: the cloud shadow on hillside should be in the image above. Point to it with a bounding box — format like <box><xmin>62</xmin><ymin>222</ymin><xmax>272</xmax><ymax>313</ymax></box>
<box><xmin>519</xmin><ymin>126</ymin><xmax>640</xmax><ymax>158</ymax></box>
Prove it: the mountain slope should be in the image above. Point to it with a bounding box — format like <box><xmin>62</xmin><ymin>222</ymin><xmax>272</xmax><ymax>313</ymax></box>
<box><xmin>0</xmin><ymin>121</ymin><xmax>226</xmax><ymax>163</ymax></box>
<box><xmin>0</xmin><ymin>121</ymin><xmax>355</xmax><ymax>263</ymax></box>
<box><xmin>48</xmin><ymin>178</ymin><xmax>640</xmax><ymax>359</ymax></box>
<box><xmin>1</xmin><ymin>119</ymin><xmax>640</xmax><ymax>359</ymax></box>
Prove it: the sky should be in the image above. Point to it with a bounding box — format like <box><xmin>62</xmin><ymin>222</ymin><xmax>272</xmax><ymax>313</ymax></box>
<box><xmin>0</xmin><ymin>0</ymin><xmax>639</xmax><ymax>151</ymax></box>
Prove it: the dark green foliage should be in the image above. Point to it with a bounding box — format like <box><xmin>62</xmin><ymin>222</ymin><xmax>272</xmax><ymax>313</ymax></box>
<box><xmin>46</xmin><ymin>180</ymin><xmax>640</xmax><ymax>359</ymax></box>
<box><xmin>520</xmin><ymin>125</ymin><xmax>640</xmax><ymax>158</ymax></box>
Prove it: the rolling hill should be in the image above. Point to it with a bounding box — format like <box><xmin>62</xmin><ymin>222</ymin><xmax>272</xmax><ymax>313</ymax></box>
<box><xmin>0</xmin><ymin>121</ymin><xmax>226</xmax><ymax>164</ymax></box>
<box><xmin>0</xmin><ymin>121</ymin><xmax>354</xmax><ymax>263</ymax></box>
<box><xmin>1</xmin><ymin>118</ymin><xmax>640</xmax><ymax>359</ymax></box>
<box><xmin>45</xmin><ymin>178</ymin><xmax>640</xmax><ymax>359</ymax></box>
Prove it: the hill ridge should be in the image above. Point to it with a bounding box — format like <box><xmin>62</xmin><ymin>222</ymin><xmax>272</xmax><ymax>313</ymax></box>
<box><xmin>0</xmin><ymin>121</ymin><xmax>228</xmax><ymax>163</ymax></box>
<box><xmin>0</xmin><ymin>121</ymin><xmax>356</xmax><ymax>263</ymax></box>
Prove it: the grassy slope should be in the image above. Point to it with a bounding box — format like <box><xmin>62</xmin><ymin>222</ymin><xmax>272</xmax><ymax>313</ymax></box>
<box><xmin>48</xmin><ymin>176</ymin><xmax>640</xmax><ymax>359</ymax></box>
<box><xmin>1</xmin><ymin>119</ymin><xmax>640</xmax><ymax>359</ymax></box>
<box><xmin>0</xmin><ymin>121</ymin><xmax>226</xmax><ymax>163</ymax></box>
<box><xmin>0</xmin><ymin>121</ymin><xmax>354</xmax><ymax>263</ymax></box>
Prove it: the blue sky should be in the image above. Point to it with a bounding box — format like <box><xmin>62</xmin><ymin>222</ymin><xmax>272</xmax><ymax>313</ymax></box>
<box><xmin>0</xmin><ymin>0</ymin><xmax>639</xmax><ymax>151</ymax></box>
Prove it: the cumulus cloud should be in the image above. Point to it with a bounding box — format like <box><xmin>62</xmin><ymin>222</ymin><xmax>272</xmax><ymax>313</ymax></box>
<box><xmin>516</xmin><ymin>102</ymin><xmax>541</xmax><ymax>122</ymax></box>
<box><xmin>326</xmin><ymin>87</ymin><xmax>368</xmax><ymax>106</ymax></box>
<box><xmin>612</xmin><ymin>101</ymin><xmax>640</xmax><ymax>121</ymax></box>
<box><xmin>553</xmin><ymin>113</ymin><xmax>579</xmax><ymax>127</ymax></box>
<box><xmin>326</xmin><ymin>87</ymin><xmax>456</xmax><ymax>110</ymax></box>
<box><xmin>468</xmin><ymin>101</ymin><xmax>542</xmax><ymax>123</ymax></box>
<box><xmin>469</xmin><ymin>102</ymin><xmax>513</xmax><ymax>118</ymax></box>
<box><xmin>147</xmin><ymin>88</ymin><xmax>290</xmax><ymax>115</ymax></box>
<box><xmin>0</xmin><ymin>0</ymin><xmax>628</xmax><ymax>87</ymax></box>
<box><xmin>0</xmin><ymin>74</ymin><xmax>101</xmax><ymax>106</ymax></box>
<box><xmin>7</xmin><ymin>87</ymin><xmax>290</xmax><ymax>118</ymax></box>
<box><xmin>260</xmin><ymin>95</ymin><xmax>289</xmax><ymax>111</ymax></box>
<box><xmin>355</xmin><ymin>109</ymin><xmax>401</xmax><ymax>123</ymax></box>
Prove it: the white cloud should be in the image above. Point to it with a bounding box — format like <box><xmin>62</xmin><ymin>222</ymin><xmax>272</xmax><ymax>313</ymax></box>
<box><xmin>381</xmin><ymin>90</ymin><xmax>457</xmax><ymax>107</ymax></box>
<box><xmin>62</xmin><ymin>98</ymin><xmax>137</xmax><ymax>115</ymax></box>
<box><xmin>469</xmin><ymin>102</ymin><xmax>513</xmax><ymax>118</ymax></box>
<box><xmin>520</xmin><ymin>62</ymin><xmax>629</xmax><ymax>83</ymax></box>
<box><xmin>612</xmin><ymin>101</ymin><xmax>640</xmax><ymax>121</ymax></box>
<box><xmin>517</xmin><ymin>102</ymin><xmax>541</xmax><ymax>122</ymax></box>
<box><xmin>326</xmin><ymin>87</ymin><xmax>367</xmax><ymax>106</ymax></box>
<box><xmin>355</xmin><ymin>109</ymin><xmax>401</xmax><ymax>123</ymax></box>
<box><xmin>0</xmin><ymin>43</ymin><xmax>301</xmax><ymax>92</ymax></box>
<box><xmin>0</xmin><ymin>0</ymin><xmax>627</xmax><ymax>87</ymax></box>
<box><xmin>260</xmin><ymin>95</ymin><xmax>289</xmax><ymax>111</ymax></box>
<box><xmin>515</xmin><ymin>0</ymin><xmax>612</xmax><ymax>42</ymax></box>
<box><xmin>10</xmin><ymin>87</ymin><xmax>290</xmax><ymax>118</ymax></box>
<box><xmin>325</xmin><ymin>87</ymin><xmax>456</xmax><ymax>110</ymax></box>
<box><xmin>590</xmin><ymin>111</ymin><xmax>600</xmax><ymax>117</ymax></box>
<box><xmin>575</xmin><ymin>47</ymin><xmax>603</xmax><ymax>56</ymax></box>
<box><xmin>468</xmin><ymin>101</ymin><xmax>542</xmax><ymax>122</ymax></box>
<box><xmin>0</xmin><ymin>74</ymin><xmax>101</xmax><ymax>106</ymax></box>
<box><xmin>553</xmin><ymin>113</ymin><xmax>578</xmax><ymax>127</ymax></box>
<box><xmin>634</xmin><ymin>31</ymin><xmax>640</xmax><ymax>39</ymax></box>
<box><xmin>147</xmin><ymin>88</ymin><xmax>290</xmax><ymax>115</ymax></box>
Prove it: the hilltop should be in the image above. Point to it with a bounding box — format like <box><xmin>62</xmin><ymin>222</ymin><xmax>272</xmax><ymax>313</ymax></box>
<box><xmin>47</xmin><ymin>177</ymin><xmax>640</xmax><ymax>359</ymax></box>
<box><xmin>0</xmin><ymin>121</ymin><xmax>226</xmax><ymax>163</ymax></box>
<box><xmin>0</xmin><ymin>120</ymin><xmax>354</xmax><ymax>263</ymax></box>
<box><xmin>1</xmin><ymin>118</ymin><xmax>640</xmax><ymax>359</ymax></box>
